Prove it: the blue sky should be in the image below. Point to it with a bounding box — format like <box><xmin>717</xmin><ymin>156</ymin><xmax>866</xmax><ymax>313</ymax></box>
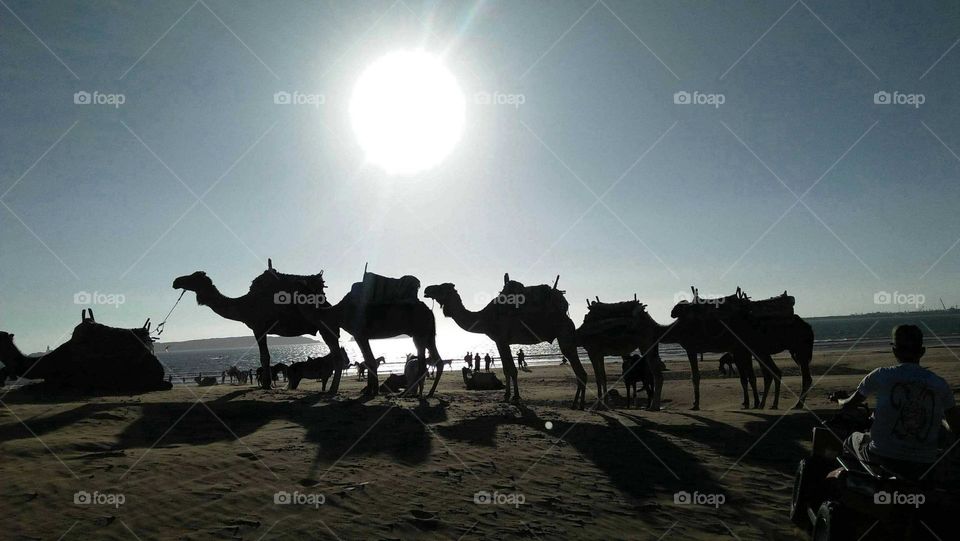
<box><xmin>1</xmin><ymin>0</ymin><xmax>959</xmax><ymax>352</ymax></box>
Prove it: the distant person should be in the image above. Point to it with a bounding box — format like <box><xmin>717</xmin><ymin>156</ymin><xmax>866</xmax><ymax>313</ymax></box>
<box><xmin>221</xmin><ymin>371</ymin><xmax>226</xmax><ymax>384</ymax></box>
<box><xmin>464</xmin><ymin>352</ymin><xmax>472</xmax><ymax>370</ymax></box>
<box><xmin>484</xmin><ymin>353</ymin><xmax>492</xmax><ymax>371</ymax></box>
<box><xmin>517</xmin><ymin>349</ymin><xmax>526</xmax><ymax>369</ymax></box>
<box><xmin>474</xmin><ymin>352</ymin><xmax>481</xmax><ymax>372</ymax></box>
<box><xmin>838</xmin><ymin>325</ymin><xmax>960</xmax><ymax>475</ymax></box>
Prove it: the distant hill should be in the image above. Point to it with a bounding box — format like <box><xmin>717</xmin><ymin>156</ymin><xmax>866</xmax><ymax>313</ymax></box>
<box><xmin>807</xmin><ymin>309</ymin><xmax>960</xmax><ymax>341</ymax></box>
<box><xmin>157</xmin><ymin>335</ymin><xmax>320</xmax><ymax>352</ymax></box>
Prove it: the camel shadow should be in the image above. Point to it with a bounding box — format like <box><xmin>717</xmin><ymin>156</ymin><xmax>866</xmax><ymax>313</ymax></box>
<box><xmin>0</xmin><ymin>391</ymin><xmax>443</xmax><ymax>468</ymax></box>
<box><xmin>436</xmin><ymin>405</ymin><xmax>723</xmax><ymax>501</ymax></box>
<box><xmin>649</xmin><ymin>410</ymin><xmax>814</xmax><ymax>476</ymax></box>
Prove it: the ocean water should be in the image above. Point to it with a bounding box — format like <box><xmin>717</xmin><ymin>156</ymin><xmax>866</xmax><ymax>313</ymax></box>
<box><xmin>158</xmin><ymin>337</ymin><xmax>712</xmax><ymax>384</ymax></box>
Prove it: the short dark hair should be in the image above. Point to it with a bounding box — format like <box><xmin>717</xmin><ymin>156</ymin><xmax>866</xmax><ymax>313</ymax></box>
<box><xmin>891</xmin><ymin>325</ymin><xmax>923</xmax><ymax>353</ymax></box>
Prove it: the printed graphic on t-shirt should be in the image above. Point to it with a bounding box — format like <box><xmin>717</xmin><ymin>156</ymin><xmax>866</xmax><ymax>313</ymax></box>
<box><xmin>889</xmin><ymin>381</ymin><xmax>936</xmax><ymax>442</ymax></box>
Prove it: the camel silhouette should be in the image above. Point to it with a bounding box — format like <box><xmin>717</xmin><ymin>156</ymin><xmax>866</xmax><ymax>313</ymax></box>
<box><xmin>424</xmin><ymin>274</ymin><xmax>589</xmax><ymax>409</ymax></box>
<box><xmin>576</xmin><ymin>297</ymin><xmax>664</xmax><ymax>409</ymax></box>
<box><xmin>174</xmin><ymin>262</ymin><xmax>446</xmax><ymax>398</ymax></box>
<box><xmin>172</xmin><ymin>262</ymin><xmax>340</xmax><ymax>391</ymax></box>
<box><xmin>0</xmin><ymin>310</ymin><xmax>169</xmax><ymax>392</ymax></box>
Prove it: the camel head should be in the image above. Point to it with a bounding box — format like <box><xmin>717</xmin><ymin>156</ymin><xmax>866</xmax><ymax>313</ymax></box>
<box><xmin>173</xmin><ymin>271</ymin><xmax>214</xmax><ymax>294</ymax></box>
<box><xmin>423</xmin><ymin>283</ymin><xmax>459</xmax><ymax>307</ymax></box>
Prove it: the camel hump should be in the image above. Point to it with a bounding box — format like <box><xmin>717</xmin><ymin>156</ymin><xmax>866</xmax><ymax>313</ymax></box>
<box><xmin>249</xmin><ymin>266</ymin><xmax>326</xmax><ymax>296</ymax></box>
<box><xmin>350</xmin><ymin>272</ymin><xmax>421</xmax><ymax>305</ymax></box>
<box><xmin>584</xmin><ymin>299</ymin><xmax>644</xmax><ymax>322</ymax></box>
<box><xmin>499</xmin><ymin>279</ymin><xmax>569</xmax><ymax>314</ymax></box>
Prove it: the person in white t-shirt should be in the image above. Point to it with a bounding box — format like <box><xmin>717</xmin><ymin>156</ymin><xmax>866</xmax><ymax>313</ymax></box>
<box><xmin>838</xmin><ymin>325</ymin><xmax>959</xmax><ymax>472</ymax></box>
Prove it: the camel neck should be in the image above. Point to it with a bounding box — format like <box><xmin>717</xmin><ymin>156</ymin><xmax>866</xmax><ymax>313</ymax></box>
<box><xmin>196</xmin><ymin>285</ymin><xmax>247</xmax><ymax>322</ymax></box>
<box><xmin>444</xmin><ymin>295</ymin><xmax>487</xmax><ymax>335</ymax></box>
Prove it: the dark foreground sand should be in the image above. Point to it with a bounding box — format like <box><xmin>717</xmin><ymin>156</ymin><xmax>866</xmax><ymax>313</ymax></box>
<box><xmin>1</xmin><ymin>343</ymin><xmax>958</xmax><ymax>540</ymax></box>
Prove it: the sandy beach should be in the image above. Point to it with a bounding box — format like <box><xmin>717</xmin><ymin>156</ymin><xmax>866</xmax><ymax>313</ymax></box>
<box><xmin>1</xmin><ymin>343</ymin><xmax>957</xmax><ymax>540</ymax></box>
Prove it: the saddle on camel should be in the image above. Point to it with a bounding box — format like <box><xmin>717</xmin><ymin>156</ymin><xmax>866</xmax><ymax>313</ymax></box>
<box><xmin>671</xmin><ymin>286</ymin><xmax>795</xmax><ymax>323</ymax></box>
<box><xmin>348</xmin><ymin>271</ymin><xmax>421</xmax><ymax>307</ymax></box>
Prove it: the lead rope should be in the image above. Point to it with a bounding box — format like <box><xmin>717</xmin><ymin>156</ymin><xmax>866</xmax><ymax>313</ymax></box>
<box><xmin>154</xmin><ymin>289</ymin><xmax>186</xmax><ymax>337</ymax></box>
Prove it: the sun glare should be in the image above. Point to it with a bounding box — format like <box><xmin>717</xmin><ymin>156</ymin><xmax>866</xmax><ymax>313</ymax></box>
<box><xmin>349</xmin><ymin>50</ymin><xmax>465</xmax><ymax>175</ymax></box>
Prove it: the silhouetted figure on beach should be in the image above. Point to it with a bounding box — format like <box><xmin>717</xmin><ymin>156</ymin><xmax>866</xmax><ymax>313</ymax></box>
<box><xmin>464</xmin><ymin>352</ymin><xmax>472</xmax><ymax>370</ymax></box>
<box><xmin>517</xmin><ymin>348</ymin><xmax>526</xmax><ymax>369</ymax></box>
<box><xmin>474</xmin><ymin>352</ymin><xmax>481</xmax><ymax>371</ymax></box>
<box><xmin>484</xmin><ymin>353</ymin><xmax>492</xmax><ymax>371</ymax></box>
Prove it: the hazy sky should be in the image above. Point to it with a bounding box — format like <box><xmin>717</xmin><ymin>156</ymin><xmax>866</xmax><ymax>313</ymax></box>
<box><xmin>2</xmin><ymin>0</ymin><xmax>959</xmax><ymax>352</ymax></box>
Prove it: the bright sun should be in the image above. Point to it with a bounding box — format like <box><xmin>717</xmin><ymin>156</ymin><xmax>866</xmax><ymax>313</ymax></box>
<box><xmin>350</xmin><ymin>50</ymin><xmax>465</xmax><ymax>175</ymax></box>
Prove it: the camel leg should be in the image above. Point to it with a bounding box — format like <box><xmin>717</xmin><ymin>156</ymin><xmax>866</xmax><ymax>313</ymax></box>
<box><xmin>255</xmin><ymin>331</ymin><xmax>271</xmax><ymax>390</ymax></box>
<box><xmin>793</xmin><ymin>349</ymin><xmax>813</xmax><ymax>409</ymax></box>
<box><xmin>686</xmin><ymin>351</ymin><xmax>700</xmax><ymax>410</ymax></box>
<box><xmin>588</xmin><ymin>351</ymin><xmax>608</xmax><ymax>407</ymax></box>
<box><xmin>651</xmin><ymin>371</ymin><xmax>664</xmax><ymax>411</ymax></box>
<box><xmin>758</xmin><ymin>353</ymin><xmax>781</xmax><ymax>409</ymax></box>
<box><xmin>494</xmin><ymin>342</ymin><xmax>519</xmax><ymax>403</ymax></box>
<box><xmin>558</xmin><ymin>335</ymin><xmax>588</xmax><ymax>410</ymax></box>
<box><xmin>733</xmin><ymin>351</ymin><xmax>753</xmax><ymax>409</ymax></box>
<box><xmin>357</xmin><ymin>340</ymin><xmax>378</xmax><ymax>396</ymax></box>
<box><xmin>425</xmin><ymin>341</ymin><xmax>444</xmax><ymax>398</ymax></box>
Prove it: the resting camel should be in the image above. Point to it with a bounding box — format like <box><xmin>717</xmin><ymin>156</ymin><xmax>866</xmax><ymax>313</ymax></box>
<box><xmin>0</xmin><ymin>311</ymin><xmax>169</xmax><ymax>392</ymax></box>
<box><xmin>173</xmin><ymin>263</ymin><xmax>446</xmax><ymax>398</ymax></box>
<box><xmin>424</xmin><ymin>274</ymin><xmax>589</xmax><ymax>409</ymax></box>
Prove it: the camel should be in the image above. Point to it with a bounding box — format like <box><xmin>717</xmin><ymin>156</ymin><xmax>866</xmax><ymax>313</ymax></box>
<box><xmin>173</xmin><ymin>262</ymin><xmax>340</xmax><ymax>391</ymax></box>
<box><xmin>225</xmin><ymin>366</ymin><xmax>247</xmax><ymax>384</ymax></box>
<box><xmin>354</xmin><ymin>357</ymin><xmax>385</xmax><ymax>381</ymax></box>
<box><xmin>287</xmin><ymin>348</ymin><xmax>350</xmax><ymax>391</ymax></box>
<box><xmin>630</xmin><ymin>289</ymin><xmax>813</xmax><ymax>410</ymax></box>
<box><xmin>428</xmin><ymin>357</ymin><xmax>452</xmax><ymax>379</ymax></box>
<box><xmin>333</xmin><ymin>271</ymin><xmax>446</xmax><ymax>398</ymax></box>
<box><xmin>174</xmin><ymin>264</ymin><xmax>446</xmax><ymax>398</ymax></box>
<box><xmin>621</xmin><ymin>350</ymin><xmax>664</xmax><ymax>409</ymax></box>
<box><xmin>195</xmin><ymin>374</ymin><xmax>218</xmax><ymax>386</ymax></box>
<box><xmin>575</xmin><ymin>297</ymin><xmax>665</xmax><ymax>408</ymax></box>
<box><xmin>718</xmin><ymin>353</ymin><xmax>736</xmax><ymax>377</ymax></box>
<box><xmin>0</xmin><ymin>311</ymin><xmax>170</xmax><ymax>392</ymax></box>
<box><xmin>424</xmin><ymin>274</ymin><xmax>589</xmax><ymax>409</ymax></box>
<box><xmin>255</xmin><ymin>362</ymin><xmax>288</xmax><ymax>386</ymax></box>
